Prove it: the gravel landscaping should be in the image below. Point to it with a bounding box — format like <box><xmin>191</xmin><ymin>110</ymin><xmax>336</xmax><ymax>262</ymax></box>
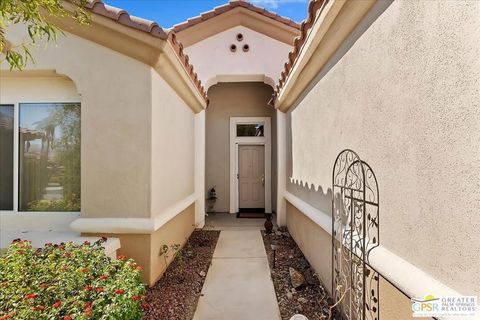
<box><xmin>144</xmin><ymin>230</ymin><xmax>220</xmax><ymax>320</ymax></box>
<box><xmin>262</xmin><ymin>227</ymin><xmax>340</xmax><ymax>320</ymax></box>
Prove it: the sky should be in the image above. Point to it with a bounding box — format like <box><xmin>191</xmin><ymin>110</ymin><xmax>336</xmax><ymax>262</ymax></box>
<box><xmin>105</xmin><ymin>0</ymin><xmax>310</xmax><ymax>29</ymax></box>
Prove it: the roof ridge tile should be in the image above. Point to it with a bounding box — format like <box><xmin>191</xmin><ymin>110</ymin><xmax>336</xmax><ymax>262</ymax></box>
<box><xmin>169</xmin><ymin>32</ymin><xmax>209</xmax><ymax>103</ymax></box>
<box><xmin>172</xmin><ymin>0</ymin><xmax>301</xmax><ymax>33</ymax></box>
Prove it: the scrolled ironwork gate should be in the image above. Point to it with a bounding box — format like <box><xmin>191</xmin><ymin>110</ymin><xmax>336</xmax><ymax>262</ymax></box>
<box><xmin>332</xmin><ymin>149</ymin><xmax>380</xmax><ymax>320</ymax></box>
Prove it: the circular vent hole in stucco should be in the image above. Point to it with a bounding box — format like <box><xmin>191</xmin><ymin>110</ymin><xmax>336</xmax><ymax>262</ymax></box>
<box><xmin>236</xmin><ymin>33</ymin><xmax>244</xmax><ymax>41</ymax></box>
<box><xmin>243</xmin><ymin>44</ymin><xmax>250</xmax><ymax>52</ymax></box>
<box><xmin>230</xmin><ymin>44</ymin><xmax>237</xmax><ymax>52</ymax></box>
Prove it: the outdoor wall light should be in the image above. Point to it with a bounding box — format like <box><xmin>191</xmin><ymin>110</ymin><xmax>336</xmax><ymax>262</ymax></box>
<box><xmin>230</xmin><ymin>44</ymin><xmax>237</xmax><ymax>52</ymax></box>
<box><xmin>271</xmin><ymin>241</ymin><xmax>278</xmax><ymax>269</ymax></box>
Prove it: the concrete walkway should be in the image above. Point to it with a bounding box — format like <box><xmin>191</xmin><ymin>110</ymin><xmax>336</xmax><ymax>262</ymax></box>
<box><xmin>194</xmin><ymin>218</ymin><xmax>281</xmax><ymax>320</ymax></box>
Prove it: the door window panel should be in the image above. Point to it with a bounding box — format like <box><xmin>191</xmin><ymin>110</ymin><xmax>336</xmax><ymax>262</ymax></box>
<box><xmin>0</xmin><ymin>105</ymin><xmax>14</xmax><ymax>210</ymax></box>
<box><xmin>236</xmin><ymin>123</ymin><xmax>264</xmax><ymax>137</ymax></box>
<box><xmin>19</xmin><ymin>103</ymin><xmax>81</xmax><ymax>211</ymax></box>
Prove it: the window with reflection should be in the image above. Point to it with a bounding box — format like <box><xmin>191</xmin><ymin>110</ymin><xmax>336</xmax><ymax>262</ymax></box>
<box><xmin>0</xmin><ymin>105</ymin><xmax>14</xmax><ymax>210</ymax></box>
<box><xmin>236</xmin><ymin>123</ymin><xmax>264</xmax><ymax>137</ymax></box>
<box><xmin>19</xmin><ymin>103</ymin><xmax>81</xmax><ymax>211</ymax></box>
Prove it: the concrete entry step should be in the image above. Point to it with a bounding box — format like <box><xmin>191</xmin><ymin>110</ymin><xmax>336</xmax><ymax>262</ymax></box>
<box><xmin>194</xmin><ymin>230</ymin><xmax>280</xmax><ymax>320</ymax></box>
<box><xmin>213</xmin><ymin>229</ymin><xmax>266</xmax><ymax>258</ymax></box>
<box><xmin>204</xmin><ymin>213</ymin><xmax>266</xmax><ymax>231</ymax></box>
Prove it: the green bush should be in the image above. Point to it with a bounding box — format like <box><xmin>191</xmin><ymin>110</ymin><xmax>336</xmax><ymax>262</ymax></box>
<box><xmin>26</xmin><ymin>199</ymin><xmax>80</xmax><ymax>212</ymax></box>
<box><xmin>0</xmin><ymin>239</ymin><xmax>146</xmax><ymax>320</ymax></box>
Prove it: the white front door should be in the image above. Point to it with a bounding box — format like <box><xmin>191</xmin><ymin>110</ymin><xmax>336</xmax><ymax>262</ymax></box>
<box><xmin>238</xmin><ymin>145</ymin><xmax>265</xmax><ymax>209</ymax></box>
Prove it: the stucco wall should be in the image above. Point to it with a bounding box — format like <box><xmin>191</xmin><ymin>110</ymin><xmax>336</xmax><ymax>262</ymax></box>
<box><xmin>149</xmin><ymin>204</ymin><xmax>195</xmax><ymax>284</ymax></box>
<box><xmin>183</xmin><ymin>26</ymin><xmax>292</xmax><ymax>88</ymax></box>
<box><xmin>2</xmin><ymin>27</ymin><xmax>153</xmax><ymax>219</ymax></box>
<box><xmin>151</xmin><ymin>70</ymin><xmax>195</xmax><ymax>218</ymax></box>
<box><xmin>2</xmin><ymin>26</ymin><xmax>198</xmax><ymax>221</ymax></box>
<box><xmin>206</xmin><ymin>82</ymin><xmax>277</xmax><ymax>213</ymax></box>
<box><xmin>0</xmin><ymin>76</ymin><xmax>80</xmax><ymax>103</ymax></box>
<box><xmin>286</xmin><ymin>202</ymin><xmax>331</xmax><ymax>287</ymax></box>
<box><xmin>286</xmin><ymin>203</ymin><xmax>431</xmax><ymax>320</ymax></box>
<box><xmin>85</xmin><ymin>204</ymin><xmax>195</xmax><ymax>286</ymax></box>
<box><xmin>286</xmin><ymin>0</ymin><xmax>480</xmax><ymax>296</ymax></box>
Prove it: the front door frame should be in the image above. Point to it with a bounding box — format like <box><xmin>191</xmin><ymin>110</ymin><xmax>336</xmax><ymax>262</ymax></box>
<box><xmin>229</xmin><ymin>117</ymin><xmax>271</xmax><ymax>214</ymax></box>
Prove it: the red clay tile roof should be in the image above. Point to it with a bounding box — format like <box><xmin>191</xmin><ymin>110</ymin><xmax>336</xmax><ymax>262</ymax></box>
<box><xmin>273</xmin><ymin>0</ymin><xmax>329</xmax><ymax>101</ymax></box>
<box><xmin>169</xmin><ymin>32</ymin><xmax>208</xmax><ymax>102</ymax></box>
<box><xmin>87</xmin><ymin>0</ymin><xmax>169</xmax><ymax>39</ymax></box>
<box><xmin>86</xmin><ymin>0</ymin><xmax>208</xmax><ymax>103</ymax></box>
<box><xmin>172</xmin><ymin>0</ymin><xmax>301</xmax><ymax>33</ymax></box>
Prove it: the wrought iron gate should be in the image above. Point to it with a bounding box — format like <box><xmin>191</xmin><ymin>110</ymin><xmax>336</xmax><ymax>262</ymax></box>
<box><xmin>332</xmin><ymin>149</ymin><xmax>380</xmax><ymax>320</ymax></box>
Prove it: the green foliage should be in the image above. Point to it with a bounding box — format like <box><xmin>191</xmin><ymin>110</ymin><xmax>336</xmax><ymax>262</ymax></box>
<box><xmin>27</xmin><ymin>199</ymin><xmax>79</xmax><ymax>212</ymax></box>
<box><xmin>172</xmin><ymin>247</ymin><xmax>193</xmax><ymax>278</ymax></box>
<box><xmin>158</xmin><ymin>243</ymin><xmax>181</xmax><ymax>270</ymax></box>
<box><xmin>158</xmin><ymin>243</ymin><xmax>194</xmax><ymax>281</ymax></box>
<box><xmin>0</xmin><ymin>0</ymin><xmax>91</xmax><ymax>70</ymax></box>
<box><xmin>0</xmin><ymin>239</ymin><xmax>146</xmax><ymax>319</ymax></box>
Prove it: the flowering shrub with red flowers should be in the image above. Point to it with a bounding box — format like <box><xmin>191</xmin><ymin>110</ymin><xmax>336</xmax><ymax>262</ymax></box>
<box><xmin>0</xmin><ymin>238</ymin><xmax>146</xmax><ymax>320</ymax></box>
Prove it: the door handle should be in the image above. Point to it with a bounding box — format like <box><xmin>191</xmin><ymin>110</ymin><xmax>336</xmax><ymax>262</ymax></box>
<box><xmin>261</xmin><ymin>174</ymin><xmax>265</xmax><ymax>187</ymax></box>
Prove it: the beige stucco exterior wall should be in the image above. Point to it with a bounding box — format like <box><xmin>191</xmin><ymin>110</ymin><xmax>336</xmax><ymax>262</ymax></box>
<box><xmin>0</xmin><ymin>76</ymin><xmax>80</xmax><ymax>103</ymax></box>
<box><xmin>183</xmin><ymin>26</ymin><xmax>293</xmax><ymax>88</ymax></box>
<box><xmin>286</xmin><ymin>202</ymin><xmax>332</xmax><ymax>287</ymax></box>
<box><xmin>1</xmin><ymin>26</ymin><xmax>199</xmax><ymax>221</ymax></box>
<box><xmin>206</xmin><ymin>82</ymin><xmax>277</xmax><ymax>213</ymax></box>
<box><xmin>85</xmin><ymin>204</ymin><xmax>195</xmax><ymax>286</ymax></box>
<box><xmin>150</xmin><ymin>70</ymin><xmax>195</xmax><ymax>218</ymax></box>
<box><xmin>149</xmin><ymin>204</ymin><xmax>195</xmax><ymax>284</ymax></box>
<box><xmin>2</xmin><ymin>27</ymin><xmax>153</xmax><ymax>219</ymax></box>
<box><xmin>286</xmin><ymin>203</ymin><xmax>432</xmax><ymax>320</ymax></box>
<box><xmin>286</xmin><ymin>0</ymin><xmax>480</xmax><ymax>296</ymax></box>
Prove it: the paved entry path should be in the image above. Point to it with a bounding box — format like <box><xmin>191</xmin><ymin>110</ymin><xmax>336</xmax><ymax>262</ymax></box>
<box><xmin>193</xmin><ymin>228</ymin><xmax>281</xmax><ymax>320</ymax></box>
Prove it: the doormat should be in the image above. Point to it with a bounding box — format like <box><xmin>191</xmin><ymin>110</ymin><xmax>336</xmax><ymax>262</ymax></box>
<box><xmin>237</xmin><ymin>212</ymin><xmax>265</xmax><ymax>218</ymax></box>
<box><xmin>237</xmin><ymin>209</ymin><xmax>265</xmax><ymax>219</ymax></box>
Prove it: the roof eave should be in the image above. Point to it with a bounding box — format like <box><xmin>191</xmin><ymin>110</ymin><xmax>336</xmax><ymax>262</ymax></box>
<box><xmin>275</xmin><ymin>0</ymin><xmax>377</xmax><ymax>112</ymax></box>
<box><xmin>174</xmin><ymin>7</ymin><xmax>300</xmax><ymax>47</ymax></box>
<box><xmin>158</xmin><ymin>34</ymin><xmax>208</xmax><ymax>112</ymax></box>
<box><xmin>52</xmin><ymin>2</ymin><xmax>208</xmax><ymax>112</ymax></box>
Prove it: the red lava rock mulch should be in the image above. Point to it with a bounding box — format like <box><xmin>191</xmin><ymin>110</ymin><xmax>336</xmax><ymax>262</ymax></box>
<box><xmin>144</xmin><ymin>229</ymin><xmax>220</xmax><ymax>320</ymax></box>
<box><xmin>262</xmin><ymin>227</ymin><xmax>341</xmax><ymax>320</ymax></box>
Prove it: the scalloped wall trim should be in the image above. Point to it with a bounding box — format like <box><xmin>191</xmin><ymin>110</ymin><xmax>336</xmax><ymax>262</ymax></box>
<box><xmin>289</xmin><ymin>176</ymin><xmax>324</xmax><ymax>191</ymax></box>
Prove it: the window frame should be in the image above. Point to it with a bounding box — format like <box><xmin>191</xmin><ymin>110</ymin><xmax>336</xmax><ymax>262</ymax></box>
<box><xmin>0</xmin><ymin>104</ymin><xmax>15</xmax><ymax>211</ymax></box>
<box><xmin>0</xmin><ymin>101</ymin><xmax>81</xmax><ymax>214</ymax></box>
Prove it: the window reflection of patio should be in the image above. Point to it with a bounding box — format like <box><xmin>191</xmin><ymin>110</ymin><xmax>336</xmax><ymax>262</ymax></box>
<box><xmin>18</xmin><ymin>103</ymin><xmax>81</xmax><ymax>212</ymax></box>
